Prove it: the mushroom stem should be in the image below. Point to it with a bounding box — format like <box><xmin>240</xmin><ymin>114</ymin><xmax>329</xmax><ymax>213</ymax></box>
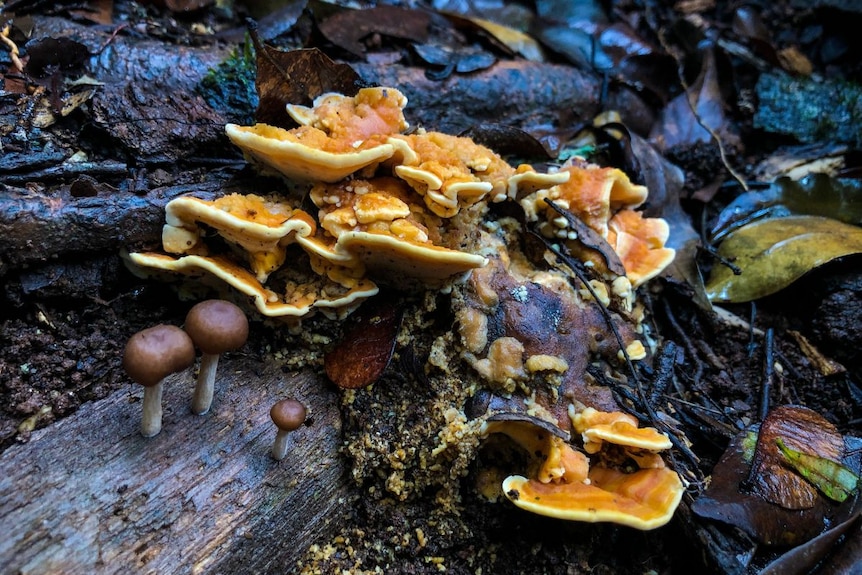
<box><xmin>272</xmin><ymin>429</ymin><xmax>290</xmax><ymax>460</ymax></box>
<box><xmin>191</xmin><ymin>352</ymin><xmax>220</xmax><ymax>415</ymax></box>
<box><xmin>141</xmin><ymin>381</ymin><xmax>164</xmax><ymax>437</ymax></box>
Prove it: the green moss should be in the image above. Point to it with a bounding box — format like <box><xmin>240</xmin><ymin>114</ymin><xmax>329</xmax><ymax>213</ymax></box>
<box><xmin>198</xmin><ymin>39</ymin><xmax>258</xmax><ymax>124</ymax></box>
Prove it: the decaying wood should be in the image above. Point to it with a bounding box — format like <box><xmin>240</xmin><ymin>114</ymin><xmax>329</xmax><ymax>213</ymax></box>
<box><xmin>0</xmin><ymin>362</ymin><xmax>348</xmax><ymax>574</ymax></box>
<box><xmin>354</xmin><ymin>60</ymin><xmax>654</xmax><ymax>135</ymax></box>
<box><xmin>0</xmin><ymin>183</ymin><xmax>222</xmax><ymax>272</ymax></box>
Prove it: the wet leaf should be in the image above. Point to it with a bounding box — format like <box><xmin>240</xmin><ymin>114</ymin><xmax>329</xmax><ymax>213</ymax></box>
<box><xmin>159</xmin><ymin>0</ymin><xmax>212</xmax><ymax>12</ymax></box>
<box><xmin>324</xmin><ymin>295</ymin><xmax>403</xmax><ymax>389</ymax></box>
<box><xmin>776</xmin><ymin>438</ymin><xmax>859</xmax><ymax>503</ymax></box>
<box><xmin>317</xmin><ymin>5</ymin><xmax>430</xmax><ymax>57</ymax></box>
<box><xmin>459</xmin><ymin>123</ymin><xmax>553</xmax><ymax>160</ymax></box>
<box><xmin>710</xmin><ymin>173</ymin><xmax>862</xmax><ymax>241</ymax></box>
<box><xmin>465</xmin><ymin>17</ymin><xmax>544</xmax><ymax>61</ymax></box>
<box><xmin>24</xmin><ymin>37</ymin><xmax>90</xmax><ymax>78</ymax></box>
<box><xmin>253</xmin><ymin>42</ymin><xmax>367</xmax><ymax>128</ymax></box>
<box><xmin>692</xmin><ymin>406</ymin><xmax>862</xmax><ymax>547</ymax></box>
<box><xmin>692</xmin><ymin>425</ymin><xmax>830</xmax><ymax>546</ymax></box>
<box><xmin>625</xmin><ymin>129</ymin><xmax>707</xmax><ymax>307</ymax></box>
<box><xmin>750</xmin><ymin>406</ymin><xmax>844</xmax><ymax>510</ymax></box>
<box><xmin>705</xmin><ymin>215</ymin><xmax>862</xmax><ymax>303</ymax></box>
<box><xmin>412</xmin><ymin>42</ymin><xmax>496</xmax><ymax>78</ymax></box>
<box><xmin>760</xmin><ymin>498</ymin><xmax>862</xmax><ymax>575</ymax></box>
<box><xmin>650</xmin><ymin>47</ymin><xmax>736</xmax><ymax>151</ymax></box>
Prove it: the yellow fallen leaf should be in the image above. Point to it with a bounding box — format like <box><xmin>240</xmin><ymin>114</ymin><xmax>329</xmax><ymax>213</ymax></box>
<box><xmin>467</xmin><ymin>17</ymin><xmax>545</xmax><ymax>62</ymax></box>
<box><xmin>706</xmin><ymin>215</ymin><xmax>862</xmax><ymax>303</ymax></box>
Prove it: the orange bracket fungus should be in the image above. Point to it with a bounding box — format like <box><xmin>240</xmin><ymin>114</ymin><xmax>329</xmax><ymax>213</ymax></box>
<box><xmin>121</xmin><ymin>81</ymin><xmax>684</xmax><ymax>527</ymax></box>
<box><xmin>482</xmin><ymin>406</ymin><xmax>684</xmax><ymax>530</ymax></box>
<box><xmin>125</xmin><ymin>85</ymin><xmax>675</xmax><ymax>323</ymax></box>
<box><xmin>122</xmin><ymin>324</ymin><xmax>195</xmax><ymax>437</ymax></box>
<box><xmin>184</xmin><ymin>299</ymin><xmax>249</xmax><ymax>415</ymax></box>
<box><xmin>270</xmin><ymin>398</ymin><xmax>307</xmax><ymax>460</ymax></box>
<box><xmin>225</xmin><ymin>87</ymin><xmax>409</xmax><ymax>183</ymax></box>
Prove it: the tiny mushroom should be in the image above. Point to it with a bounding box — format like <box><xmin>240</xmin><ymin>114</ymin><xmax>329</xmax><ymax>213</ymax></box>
<box><xmin>184</xmin><ymin>299</ymin><xmax>249</xmax><ymax>415</ymax></box>
<box><xmin>122</xmin><ymin>324</ymin><xmax>195</xmax><ymax>437</ymax></box>
<box><xmin>270</xmin><ymin>398</ymin><xmax>307</xmax><ymax>460</ymax></box>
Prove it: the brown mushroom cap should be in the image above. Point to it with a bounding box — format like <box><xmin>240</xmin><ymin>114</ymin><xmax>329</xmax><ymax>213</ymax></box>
<box><xmin>184</xmin><ymin>299</ymin><xmax>249</xmax><ymax>355</ymax></box>
<box><xmin>122</xmin><ymin>324</ymin><xmax>195</xmax><ymax>387</ymax></box>
<box><xmin>270</xmin><ymin>399</ymin><xmax>307</xmax><ymax>432</ymax></box>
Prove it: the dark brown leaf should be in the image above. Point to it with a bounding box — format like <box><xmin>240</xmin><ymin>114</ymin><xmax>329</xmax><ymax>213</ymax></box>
<box><xmin>692</xmin><ymin>406</ymin><xmax>861</xmax><ymax>547</ymax></box>
<box><xmin>317</xmin><ymin>5</ymin><xmax>430</xmax><ymax>57</ymax></box>
<box><xmin>253</xmin><ymin>43</ymin><xmax>367</xmax><ymax>128</ymax></box>
<box><xmin>650</xmin><ymin>47</ymin><xmax>736</xmax><ymax>151</ymax></box>
<box><xmin>750</xmin><ymin>405</ymin><xmax>844</xmax><ymax>509</ymax></box>
<box><xmin>458</xmin><ymin>123</ymin><xmax>554</xmax><ymax>160</ymax></box>
<box><xmin>24</xmin><ymin>37</ymin><xmax>90</xmax><ymax>78</ymax></box>
<box><xmin>324</xmin><ymin>295</ymin><xmax>403</xmax><ymax>389</ymax></box>
<box><xmin>543</xmin><ymin>198</ymin><xmax>627</xmax><ymax>277</ymax></box>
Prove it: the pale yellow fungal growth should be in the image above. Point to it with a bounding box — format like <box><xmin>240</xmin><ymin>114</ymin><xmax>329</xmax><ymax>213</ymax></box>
<box><xmin>525</xmin><ymin>354</ymin><xmax>569</xmax><ymax>373</ymax></box>
<box><xmin>131</xmin><ymin>86</ymin><xmax>674</xmax><ymax>322</ymax></box>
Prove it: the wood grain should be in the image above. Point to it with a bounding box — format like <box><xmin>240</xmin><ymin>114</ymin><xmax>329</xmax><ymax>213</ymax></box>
<box><xmin>0</xmin><ymin>361</ymin><xmax>348</xmax><ymax>575</ymax></box>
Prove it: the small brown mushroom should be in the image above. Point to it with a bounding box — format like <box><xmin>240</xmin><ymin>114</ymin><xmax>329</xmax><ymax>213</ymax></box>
<box><xmin>122</xmin><ymin>324</ymin><xmax>195</xmax><ymax>437</ymax></box>
<box><xmin>184</xmin><ymin>300</ymin><xmax>249</xmax><ymax>415</ymax></box>
<box><xmin>270</xmin><ymin>399</ymin><xmax>307</xmax><ymax>460</ymax></box>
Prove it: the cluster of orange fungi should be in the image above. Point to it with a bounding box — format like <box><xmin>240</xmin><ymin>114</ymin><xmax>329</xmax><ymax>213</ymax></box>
<box><xmin>125</xmin><ymin>86</ymin><xmax>682</xmax><ymax>527</ymax></box>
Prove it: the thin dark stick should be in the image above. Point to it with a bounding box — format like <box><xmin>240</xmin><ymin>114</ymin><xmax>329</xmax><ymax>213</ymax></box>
<box><xmin>649</xmin><ymin>342</ymin><xmax>677</xmax><ymax>407</ymax></box>
<box><xmin>747</xmin><ymin>302</ymin><xmax>758</xmax><ymax>357</ymax></box>
<box><xmin>759</xmin><ymin>328</ymin><xmax>774</xmax><ymax>421</ymax></box>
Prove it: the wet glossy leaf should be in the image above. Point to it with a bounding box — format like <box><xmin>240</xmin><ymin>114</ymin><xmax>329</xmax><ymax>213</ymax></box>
<box><xmin>651</xmin><ymin>47</ymin><xmax>735</xmax><ymax>151</ymax></box>
<box><xmin>749</xmin><ymin>406</ymin><xmax>843</xmax><ymax>510</ymax></box>
<box><xmin>692</xmin><ymin>406</ymin><xmax>861</xmax><ymax>547</ymax></box>
<box><xmin>711</xmin><ymin>173</ymin><xmax>862</xmax><ymax>241</ymax></box>
<box><xmin>412</xmin><ymin>42</ymin><xmax>496</xmax><ymax>78</ymax></box>
<box><xmin>324</xmin><ymin>295</ymin><xmax>403</xmax><ymax>389</ymax></box>
<box><xmin>317</xmin><ymin>5</ymin><xmax>430</xmax><ymax>57</ymax></box>
<box><xmin>705</xmin><ymin>215</ymin><xmax>862</xmax><ymax>303</ymax></box>
<box><xmin>459</xmin><ymin>123</ymin><xmax>553</xmax><ymax>160</ymax></box>
<box><xmin>466</xmin><ymin>17</ymin><xmax>545</xmax><ymax>61</ymax></box>
<box><xmin>625</xmin><ymin>131</ymin><xmax>708</xmax><ymax>308</ymax></box>
<box><xmin>776</xmin><ymin>438</ymin><xmax>859</xmax><ymax>503</ymax></box>
<box><xmin>692</xmin><ymin>425</ymin><xmax>832</xmax><ymax>546</ymax></box>
<box><xmin>24</xmin><ymin>37</ymin><xmax>91</xmax><ymax>78</ymax></box>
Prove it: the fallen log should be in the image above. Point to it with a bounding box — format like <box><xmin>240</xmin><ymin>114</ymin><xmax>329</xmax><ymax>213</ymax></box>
<box><xmin>0</xmin><ymin>363</ymin><xmax>348</xmax><ymax>574</ymax></box>
<box><xmin>0</xmin><ymin>182</ymin><xmax>223</xmax><ymax>273</ymax></box>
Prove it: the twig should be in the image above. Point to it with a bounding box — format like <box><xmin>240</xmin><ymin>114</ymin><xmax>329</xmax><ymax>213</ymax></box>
<box><xmin>649</xmin><ymin>341</ymin><xmax>677</xmax><ymax>408</ymax></box>
<box><xmin>661</xmin><ymin>298</ymin><xmax>705</xmax><ymax>388</ymax></box>
<box><xmin>698</xmin><ymin>243</ymin><xmax>742</xmax><ymax>275</ymax></box>
<box><xmin>532</xmin><ymin>227</ymin><xmax>700</xmax><ymax>468</ymax></box>
<box><xmin>758</xmin><ymin>328</ymin><xmax>775</xmax><ymax>421</ymax></box>
<box><xmin>747</xmin><ymin>302</ymin><xmax>758</xmax><ymax>357</ymax></box>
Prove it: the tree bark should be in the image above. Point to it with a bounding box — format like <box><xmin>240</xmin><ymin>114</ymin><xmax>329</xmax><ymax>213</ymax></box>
<box><xmin>0</xmin><ymin>363</ymin><xmax>348</xmax><ymax>575</ymax></box>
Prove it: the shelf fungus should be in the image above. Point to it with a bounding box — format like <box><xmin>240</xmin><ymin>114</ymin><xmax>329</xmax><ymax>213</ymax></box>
<box><xmin>483</xmin><ymin>408</ymin><xmax>684</xmax><ymax>530</ymax></box>
<box><xmin>226</xmin><ymin>87</ymin><xmax>409</xmax><ymax>183</ymax></box>
<box><xmin>389</xmin><ymin>131</ymin><xmax>514</xmax><ymax>218</ymax></box>
<box><xmin>307</xmin><ymin>176</ymin><xmax>487</xmax><ymax>286</ymax></box>
<box><xmin>521</xmin><ymin>163</ymin><xmax>675</xmax><ymax>288</ymax></box>
<box><xmin>127</xmin><ymin>86</ymin><xmax>675</xmax><ymax>327</ymax></box>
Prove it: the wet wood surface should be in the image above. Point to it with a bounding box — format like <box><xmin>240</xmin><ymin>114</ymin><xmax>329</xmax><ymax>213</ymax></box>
<box><xmin>0</xmin><ymin>363</ymin><xmax>347</xmax><ymax>575</ymax></box>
